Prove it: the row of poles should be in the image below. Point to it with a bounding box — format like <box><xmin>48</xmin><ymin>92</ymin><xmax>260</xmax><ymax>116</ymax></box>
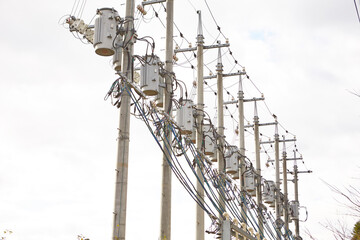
<box><xmin>108</xmin><ymin>0</ymin><xmax>306</xmax><ymax>240</ymax></box>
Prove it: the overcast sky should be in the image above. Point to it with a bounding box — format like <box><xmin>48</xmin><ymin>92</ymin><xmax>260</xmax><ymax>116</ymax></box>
<box><xmin>0</xmin><ymin>0</ymin><xmax>360</xmax><ymax>240</ymax></box>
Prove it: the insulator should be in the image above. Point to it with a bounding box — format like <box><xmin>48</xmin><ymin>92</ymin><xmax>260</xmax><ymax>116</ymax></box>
<box><xmin>173</xmin><ymin>54</ymin><xmax>178</xmax><ymax>62</ymax></box>
<box><xmin>137</xmin><ymin>4</ymin><xmax>147</xmax><ymax>15</ymax></box>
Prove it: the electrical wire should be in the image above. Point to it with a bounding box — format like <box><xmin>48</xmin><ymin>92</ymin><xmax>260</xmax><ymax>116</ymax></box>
<box><xmin>354</xmin><ymin>0</ymin><xmax>360</xmax><ymax>22</ymax></box>
<box><xmin>114</xmin><ymin>82</ymin><xmax>297</xmax><ymax>239</ymax></box>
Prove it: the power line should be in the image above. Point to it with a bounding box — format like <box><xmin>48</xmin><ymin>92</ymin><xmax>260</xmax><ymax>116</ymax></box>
<box><xmin>354</xmin><ymin>0</ymin><xmax>360</xmax><ymax>23</ymax></box>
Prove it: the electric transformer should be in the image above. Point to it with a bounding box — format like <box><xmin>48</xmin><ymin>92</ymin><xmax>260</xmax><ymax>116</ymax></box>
<box><xmin>244</xmin><ymin>170</ymin><xmax>256</xmax><ymax>195</ymax></box>
<box><xmin>93</xmin><ymin>8</ymin><xmax>120</xmax><ymax>56</ymax></box>
<box><xmin>289</xmin><ymin>200</ymin><xmax>299</xmax><ymax>220</ymax></box>
<box><xmin>225</xmin><ymin>146</ymin><xmax>239</xmax><ymax>175</ymax></box>
<box><xmin>203</xmin><ymin>124</ymin><xmax>215</xmax><ymax>155</ymax></box>
<box><xmin>263</xmin><ymin>180</ymin><xmax>276</xmax><ymax>204</ymax></box>
<box><xmin>140</xmin><ymin>55</ymin><xmax>162</xmax><ymax>96</ymax></box>
<box><xmin>176</xmin><ymin>100</ymin><xmax>194</xmax><ymax>134</ymax></box>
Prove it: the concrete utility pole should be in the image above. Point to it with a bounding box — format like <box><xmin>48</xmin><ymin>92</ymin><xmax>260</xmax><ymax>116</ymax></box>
<box><xmin>160</xmin><ymin>1</ymin><xmax>174</xmax><ymax>240</ymax></box>
<box><xmin>282</xmin><ymin>136</ymin><xmax>289</xmax><ymax>235</ymax></box>
<box><xmin>112</xmin><ymin>0</ymin><xmax>135</xmax><ymax>239</ymax></box>
<box><xmin>238</xmin><ymin>75</ymin><xmax>247</xmax><ymax>224</ymax></box>
<box><xmin>253</xmin><ymin>101</ymin><xmax>263</xmax><ymax>237</ymax></box>
<box><xmin>274</xmin><ymin>121</ymin><xmax>281</xmax><ymax>239</ymax></box>
<box><xmin>293</xmin><ymin>151</ymin><xmax>300</xmax><ymax>238</ymax></box>
<box><xmin>216</xmin><ymin>42</ymin><xmax>225</xmax><ymax>218</ymax></box>
<box><xmin>195</xmin><ymin>10</ymin><xmax>205</xmax><ymax>240</ymax></box>
<box><xmin>173</xmin><ymin>16</ymin><xmax>229</xmax><ymax>240</ymax></box>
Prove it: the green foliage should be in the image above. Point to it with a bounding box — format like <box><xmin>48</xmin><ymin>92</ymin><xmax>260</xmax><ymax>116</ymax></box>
<box><xmin>352</xmin><ymin>221</ymin><xmax>360</xmax><ymax>240</ymax></box>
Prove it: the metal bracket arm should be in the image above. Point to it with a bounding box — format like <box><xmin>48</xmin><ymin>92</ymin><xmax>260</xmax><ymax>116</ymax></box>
<box><xmin>141</xmin><ymin>0</ymin><xmax>166</xmax><ymax>6</ymax></box>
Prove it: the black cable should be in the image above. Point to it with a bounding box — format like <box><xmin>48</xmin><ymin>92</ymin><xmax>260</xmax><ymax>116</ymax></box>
<box><xmin>355</xmin><ymin>0</ymin><xmax>360</xmax><ymax>22</ymax></box>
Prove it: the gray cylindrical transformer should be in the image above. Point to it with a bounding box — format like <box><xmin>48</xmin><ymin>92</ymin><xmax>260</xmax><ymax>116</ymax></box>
<box><xmin>263</xmin><ymin>180</ymin><xmax>276</xmax><ymax>204</ymax></box>
<box><xmin>93</xmin><ymin>8</ymin><xmax>119</xmax><ymax>56</ymax></box>
<box><xmin>140</xmin><ymin>55</ymin><xmax>161</xmax><ymax>96</ymax></box>
<box><xmin>245</xmin><ymin>170</ymin><xmax>256</xmax><ymax>194</ymax></box>
<box><xmin>211</xmin><ymin>148</ymin><xmax>217</xmax><ymax>162</ymax></box>
<box><xmin>190</xmin><ymin>125</ymin><xmax>196</xmax><ymax>144</ymax></box>
<box><xmin>225</xmin><ymin>145</ymin><xmax>239</xmax><ymax>175</ymax></box>
<box><xmin>203</xmin><ymin>124</ymin><xmax>215</xmax><ymax>155</ymax></box>
<box><xmin>176</xmin><ymin>99</ymin><xmax>194</xmax><ymax>134</ymax></box>
<box><xmin>155</xmin><ymin>77</ymin><xmax>164</xmax><ymax>107</ymax></box>
<box><xmin>289</xmin><ymin>200</ymin><xmax>299</xmax><ymax>220</ymax></box>
<box><xmin>112</xmin><ymin>38</ymin><xmax>123</xmax><ymax>71</ymax></box>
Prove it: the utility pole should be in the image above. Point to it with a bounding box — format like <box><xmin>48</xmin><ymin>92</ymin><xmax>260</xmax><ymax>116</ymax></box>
<box><xmin>160</xmin><ymin>1</ymin><xmax>174</xmax><ymax>240</ymax></box>
<box><xmin>174</xmin><ymin>27</ymin><xmax>229</xmax><ymax>240</ymax></box>
<box><xmin>112</xmin><ymin>0</ymin><xmax>134</xmax><ymax>240</ymax></box>
<box><xmin>282</xmin><ymin>136</ymin><xmax>289</xmax><ymax>235</ymax></box>
<box><xmin>195</xmin><ymin>10</ymin><xmax>205</xmax><ymax>240</ymax></box>
<box><xmin>216</xmin><ymin>42</ymin><xmax>225</xmax><ymax>218</ymax></box>
<box><xmin>253</xmin><ymin>101</ymin><xmax>263</xmax><ymax>237</ymax></box>
<box><xmin>238</xmin><ymin>74</ymin><xmax>247</xmax><ymax>224</ymax></box>
<box><xmin>293</xmin><ymin>151</ymin><xmax>300</xmax><ymax>238</ymax></box>
<box><xmin>274</xmin><ymin>121</ymin><xmax>281</xmax><ymax>239</ymax></box>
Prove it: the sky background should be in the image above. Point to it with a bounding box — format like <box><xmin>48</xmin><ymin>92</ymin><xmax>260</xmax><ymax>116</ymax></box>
<box><xmin>0</xmin><ymin>0</ymin><xmax>360</xmax><ymax>239</ymax></box>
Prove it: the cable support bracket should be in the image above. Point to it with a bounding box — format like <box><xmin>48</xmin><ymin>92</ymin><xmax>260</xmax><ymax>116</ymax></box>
<box><xmin>174</xmin><ymin>43</ymin><xmax>230</xmax><ymax>53</ymax></box>
<box><xmin>260</xmin><ymin>138</ymin><xmax>296</xmax><ymax>144</ymax></box>
<box><xmin>267</xmin><ymin>157</ymin><xmax>303</xmax><ymax>163</ymax></box>
<box><xmin>243</xmin><ymin>97</ymin><xmax>265</xmax><ymax>102</ymax></box>
<box><xmin>225</xmin><ymin>97</ymin><xmax>265</xmax><ymax>105</ymax></box>
<box><xmin>244</xmin><ymin>121</ymin><xmax>275</xmax><ymax>128</ymax></box>
<box><xmin>204</xmin><ymin>71</ymin><xmax>246</xmax><ymax>80</ymax></box>
<box><xmin>259</xmin><ymin>122</ymin><xmax>277</xmax><ymax>127</ymax></box>
<box><xmin>288</xmin><ymin>170</ymin><xmax>313</xmax><ymax>174</ymax></box>
<box><xmin>141</xmin><ymin>0</ymin><xmax>166</xmax><ymax>6</ymax></box>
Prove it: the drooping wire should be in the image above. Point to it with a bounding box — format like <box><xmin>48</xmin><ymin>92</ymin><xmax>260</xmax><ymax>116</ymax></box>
<box><xmin>354</xmin><ymin>0</ymin><xmax>360</xmax><ymax>23</ymax></box>
<box><xmin>117</xmin><ymin>82</ymin><xmax>295</xmax><ymax>239</ymax></box>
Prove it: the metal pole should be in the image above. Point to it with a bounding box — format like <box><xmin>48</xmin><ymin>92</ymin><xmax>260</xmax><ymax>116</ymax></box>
<box><xmin>238</xmin><ymin>75</ymin><xmax>247</xmax><ymax>224</ymax></box>
<box><xmin>294</xmin><ymin>151</ymin><xmax>300</xmax><ymax>238</ymax></box>
<box><xmin>112</xmin><ymin>0</ymin><xmax>135</xmax><ymax>239</ymax></box>
<box><xmin>160</xmin><ymin>1</ymin><xmax>174</xmax><ymax>240</ymax></box>
<box><xmin>274</xmin><ymin>121</ymin><xmax>281</xmax><ymax>239</ymax></box>
<box><xmin>282</xmin><ymin>136</ymin><xmax>289</xmax><ymax>236</ymax></box>
<box><xmin>253</xmin><ymin>101</ymin><xmax>263</xmax><ymax>237</ymax></box>
<box><xmin>195</xmin><ymin>10</ymin><xmax>205</xmax><ymax>240</ymax></box>
<box><xmin>216</xmin><ymin>42</ymin><xmax>225</xmax><ymax>218</ymax></box>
